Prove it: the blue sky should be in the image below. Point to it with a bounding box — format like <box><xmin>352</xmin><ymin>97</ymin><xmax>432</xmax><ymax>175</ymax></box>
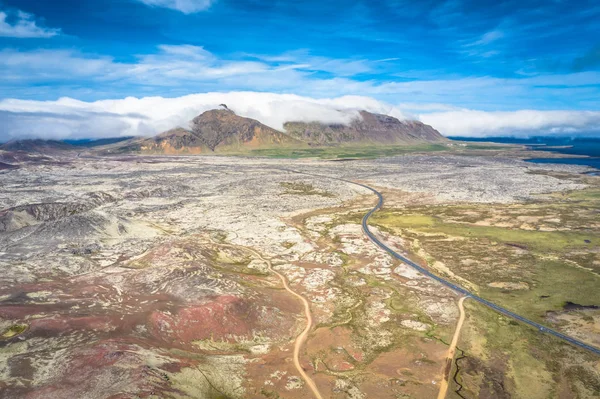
<box><xmin>1</xmin><ymin>0</ymin><xmax>600</xmax><ymax>138</ymax></box>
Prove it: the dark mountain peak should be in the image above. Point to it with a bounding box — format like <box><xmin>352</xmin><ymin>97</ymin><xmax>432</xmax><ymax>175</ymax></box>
<box><xmin>191</xmin><ymin>109</ymin><xmax>281</xmax><ymax>151</ymax></box>
<box><xmin>193</xmin><ymin>108</ymin><xmax>237</xmax><ymax>122</ymax></box>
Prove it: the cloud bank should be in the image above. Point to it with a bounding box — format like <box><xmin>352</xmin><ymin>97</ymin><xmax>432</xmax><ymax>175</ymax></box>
<box><xmin>0</xmin><ymin>92</ymin><xmax>403</xmax><ymax>142</ymax></box>
<box><xmin>420</xmin><ymin>109</ymin><xmax>600</xmax><ymax>137</ymax></box>
<box><xmin>0</xmin><ymin>92</ymin><xmax>598</xmax><ymax>142</ymax></box>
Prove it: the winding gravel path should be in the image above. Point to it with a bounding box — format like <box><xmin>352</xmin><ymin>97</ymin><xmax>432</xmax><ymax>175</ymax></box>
<box><xmin>266</xmin><ymin>260</ymin><xmax>323</xmax><ymax>399</ymax></box>
<box><xmin>235</xmin><ymin>245</ymin><xmax>324</xmax><ymax>399</ymax></box>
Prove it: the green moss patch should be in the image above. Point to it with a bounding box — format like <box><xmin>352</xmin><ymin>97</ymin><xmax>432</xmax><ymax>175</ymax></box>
<box><xmin>248</xmin><ymin>144</ymin><xmax>449</xmax><ymax>159</ymax></box>
<box><xmin>280</xmin><ymin>182</ymin><xmax>335</xmax><ymax>198</ymax></box>
<box><xmin>372</xmin><ymin>211</ymin><xmax>599</xmax><ymax>252</ymax></box>
<box><xmin>1</xmin><ymin>324</ymin><xmax>28</xmax><ymax>339</ymax></box>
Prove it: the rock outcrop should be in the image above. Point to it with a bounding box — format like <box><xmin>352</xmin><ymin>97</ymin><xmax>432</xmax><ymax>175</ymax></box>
<box><xmin>0</xmin><ymin>192</ymin><xmax>117</xmax><ymax>233</ymax></box>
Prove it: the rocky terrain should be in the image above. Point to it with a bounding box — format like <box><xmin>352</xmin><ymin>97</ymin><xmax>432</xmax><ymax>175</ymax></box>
<box><xmin>0</xmin><ymin>150</ymin><xmax>598</xmax><ymax>398</ymax></box>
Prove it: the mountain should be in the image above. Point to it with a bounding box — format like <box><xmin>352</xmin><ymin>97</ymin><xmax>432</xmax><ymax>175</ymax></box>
<box><xmin>190</xmin><ymin>108</ymin><xmax>302</xmax><ymax>151</ymax></box>
<box><xmin>105</xmin><ymin>127</ymin><xmax>207</xmax><ymax>155</ymax></box>
<box><xmin>93</xmin><ymin>108</ymin><xmax>447</xmax><ymax>155</ymax></box>
<box><xmin>64</xmin><ymin>137</ymin><xmax>135</xmax><ymax>147</ymax></box>
<box><xmin>103</xmin><ymin>109</ymin><xmax>302</xmax><ymax>154</ymax></box>
<box><xmin>0</xmin><ymin>139</ymin><xmax>77</xmax><ymax>153</ymax></box>
<box><xmin>283</xmin><ymin>111</ymin><xmax>446</xmax><ymax>145</ymax></box>
<box><xmin>0</xmin><ymin>138</ymin><xmax>136</xmax><ymax>163</ymax></box>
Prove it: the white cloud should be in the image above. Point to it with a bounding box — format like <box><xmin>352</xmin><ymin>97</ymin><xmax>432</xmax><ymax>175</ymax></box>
<box><xmin>420</xmin><ymin>109</ymin><xmax>600</xmax><ymax>137</ymax></box>
<box><xmin>249</xmin><ymin>50</ymin><xmax>377</xmax><ymax>76</ymax></box>
<box><xmin>3</xmin><ymin>45</ymin><xmax>600</xmax><ymax>110</ymax></box>
<box><xmin>0</xmin><ymin>49</ymin><xmax>116</xmax><ymax>80</ymax></box>
<box><xmin>0</xmin><ymin>9</ymin><xmax>59</xmax><ymax>38</ymax></box>
<box><xmin>135</xmin><ymin>0</ymin><xmax>213</xmax><ymax>13</ymax></box>
<box><xmin>0</xmin><ymin>45</ymin><xmax>313</xmax><ymax>87</ymax></box>
<box><xmin>0</xmin><ymin>110</ymin><xmax>135</xmax><ymax>142</ymax></box>
<box><xmin>460</xmin><ymin>29</ymin><xmax>505</xmax><ymax>58</ymax></box>
<box><xmin>397</xmin><ymin>102</ymin><xmax>461</xmax><ymax>112</ymax></box>
<box><xmin>132</xmin><ymin>45</ymin><xmax>269</xmax><ymax>81</ymax></box>
<box><xmin>0</xmin><ymin>45</ymin><xmax>408</xmax><ymax>101</ymax></box>
<box><xmin>465</xmin><ymin>30</ymin><xmax>504</xmax><ymax>47</ymax></box>
<box><xmin>1</xmin><ymin>92</ymin><xmax>598</xmax><ymax>142</ymax></box>
<box><xmin>0</xmin><ymin>92</ymin><xmax>407</xmax><ymax>141</ymax></box>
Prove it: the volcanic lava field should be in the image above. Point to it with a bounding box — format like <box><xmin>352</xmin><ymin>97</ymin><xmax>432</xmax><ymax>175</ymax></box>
<box><xmin>1</xmin><ymin>151</ymin><xmax>599</xmax><ymax>398</ymax></box>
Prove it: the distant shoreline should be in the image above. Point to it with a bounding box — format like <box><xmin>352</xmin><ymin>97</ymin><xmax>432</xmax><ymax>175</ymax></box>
<box><xmin>450</xmin><ymin>136</ymin><xmax>600</xmax><ymax>170</ymax></box>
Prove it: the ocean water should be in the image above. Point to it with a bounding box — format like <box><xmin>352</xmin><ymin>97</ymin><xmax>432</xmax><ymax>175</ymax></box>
<box><xmin>451</xmin><ymin>136</ymin><xmax>600</xmax><ymax>170</ymax></box>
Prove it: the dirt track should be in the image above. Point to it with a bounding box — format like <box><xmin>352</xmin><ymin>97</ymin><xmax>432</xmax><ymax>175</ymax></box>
<box><xmin>242</xmin><ymin>247</ymin><xmax>324</xmax><ymax>399</ymax></box>
<box><xmin>437</xmin><ymin>296</ymin><xmax>467</xmax><ymax>399</ymax></box>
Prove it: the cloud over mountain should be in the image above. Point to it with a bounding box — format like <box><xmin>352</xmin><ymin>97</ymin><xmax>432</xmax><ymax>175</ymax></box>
<box><xmin>0</xmin><ymin>92</ymin><xmax>598</xmax><ymax>142</ymax></box>
<box><xmin>0</xmin><ymin>92</ymin><xmax>399</xmax><ymax>141</ymax></box>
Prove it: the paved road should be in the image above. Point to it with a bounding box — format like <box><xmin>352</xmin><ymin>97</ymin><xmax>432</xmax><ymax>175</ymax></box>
<box><xmin>352</xmin><ymin>180</ymin><xmax>600</xmax><ymax>356</ymax></box>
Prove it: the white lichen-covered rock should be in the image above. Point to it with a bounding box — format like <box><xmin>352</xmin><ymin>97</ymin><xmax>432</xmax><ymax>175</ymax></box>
<box><xmin>285</xmin><ymin>376</ymin><xmax>304</xmax><ymax>390</ymax></box>
<box><xmin>334</xmin><ymin>379</ymin><xmax>366</xmax><ymax>399</ymax></box>
<box><xmin>420</xmin><ymin>298</ymin><xmax>459</xmax><ymax>324</ymax></box>
<box><xmin>303</xmin><ymin>268</ymin><xmax>335</xmax><ymax>290</ymax></box>
<box><xmin>366</xmin><ymin>301</ymin><xmax>391</xmax><ymax>327</ymax></box>
<box><xmin>247</xmin><ymin>259</ymin><xmax>269</xmax><ymax>273</ymax></box>
<box><xmin>394</xmin><ymin>264</ymin><xmax>425</xmax><ymax>279</ymax></box>
<box><xmin>305</xmin><ymin>215</ymin><xmax>333</xmax><ymax>236</ymax></box>
<box><xmin>302</xmin><ymin>251</ymin><xmax>344</xmax><ymax>267</ymax></box>
<box><xmin>401</xmin><ymin>319</ymin><xmax>429</xmax><ymax>331</ymax></box>
<box><xmin>273</xmin><ymin>263</ymin><xmax>306</xmax><ymax>283</ymax></box>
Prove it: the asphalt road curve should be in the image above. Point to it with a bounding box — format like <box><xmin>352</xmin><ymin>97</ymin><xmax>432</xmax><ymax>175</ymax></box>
<box><xmin>351</xmin><ymin>180</ymin><xmax>600</xmax><ymax>357</ymax></box>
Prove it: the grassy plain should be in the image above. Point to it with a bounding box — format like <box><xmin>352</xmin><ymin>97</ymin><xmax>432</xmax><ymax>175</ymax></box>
<box><xmin>367</xmin><ymin>182</ymin><xmax>600</xmax><ymax>398</ymax></box>
<box><xmin>244</xmin><ymin>144</ymin><xmax>459</xmax><ymax>159</ymax></box>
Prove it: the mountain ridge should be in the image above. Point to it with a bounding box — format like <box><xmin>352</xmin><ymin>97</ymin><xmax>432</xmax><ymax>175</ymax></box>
<box><xmin>284</xmin><ymin>110</ymin><xmax>445</xmax><ymax>146</ymax></box>
<box><xmin>0</xmin><ymin>139</ymin><xmax>77</xmax><ymax>153</ymax></box>
<box><xmin>2</xmin><ymin>108</ymin><xmax>447</xmax><ymax>155</ymax></box>
<box><xmin>107</xmin><ymin>108</ymin><xmax>446</xmax><ymax>154</ymax></box>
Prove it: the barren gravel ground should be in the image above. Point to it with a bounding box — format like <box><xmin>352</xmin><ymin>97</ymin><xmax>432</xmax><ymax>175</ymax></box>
<box><xmin>0</xmin><ymin>153</ymin><xmax>594</xmax><ymax>398</ymax></box>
